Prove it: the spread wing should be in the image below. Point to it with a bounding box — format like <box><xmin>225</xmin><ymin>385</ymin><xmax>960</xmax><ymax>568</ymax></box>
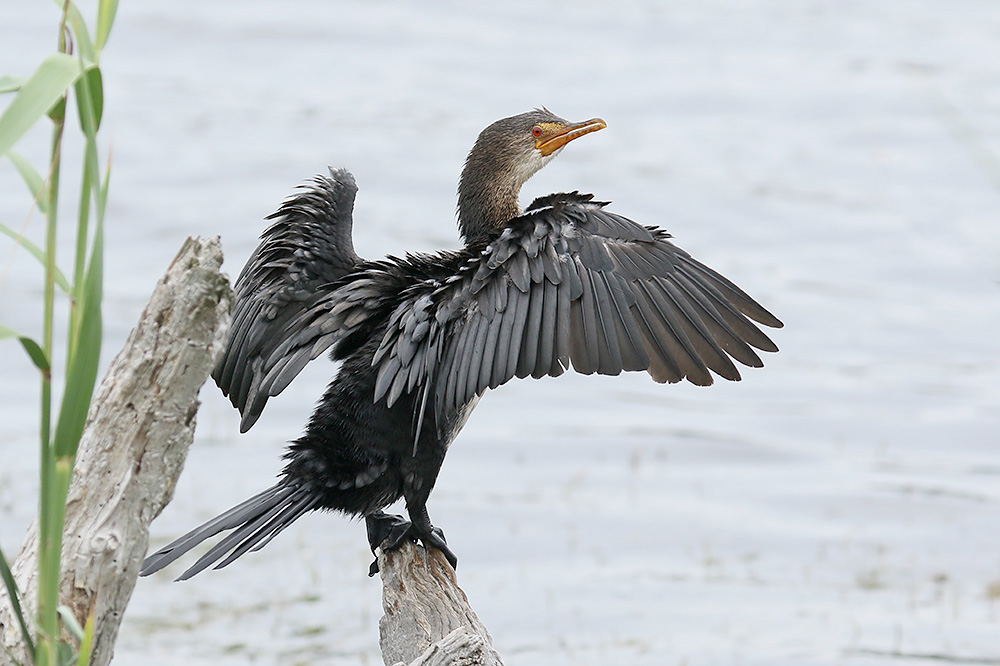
<box><xmin>213</xmin><ymin>169</ymin><xmax>366</xmax><ymax>432</ymax></box>
<box><xmin>372</xmin><ymin>193</ymin><xmax>783</xmax><ymax>426</ymax></box>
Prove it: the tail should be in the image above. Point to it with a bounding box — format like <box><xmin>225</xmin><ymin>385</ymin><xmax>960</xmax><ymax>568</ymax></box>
<box><xmin>140</xmin><ymin>483</ymin><xmax>320</xmax><ymax>581</ymax></box>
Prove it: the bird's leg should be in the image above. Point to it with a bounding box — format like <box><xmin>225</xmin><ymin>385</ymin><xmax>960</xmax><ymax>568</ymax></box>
<box><xmin>364</xmin><ymin>504</ymin><xmax>458</xmax><ymax>576</ymax></box>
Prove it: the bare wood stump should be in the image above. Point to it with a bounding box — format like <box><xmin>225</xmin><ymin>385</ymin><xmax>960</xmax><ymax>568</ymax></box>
<box><xmin>377</xmin><ymin>542</ymin><xmax>504</xmax><ymax>666</ymax></box>
<box><xmin>0</xmin><ymin>236</ymin><xmax>231</xmax><ymax>666</ymax></box>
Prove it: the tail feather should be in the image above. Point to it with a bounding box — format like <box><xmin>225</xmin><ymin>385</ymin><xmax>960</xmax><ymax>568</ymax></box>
<box><xmin>215</xmin><ymin>492</ymin><xmax>322</xmax><ymax>570</ymax></box>
<box><xmin>172</xmin><ymin>488</ymin><xmax>302</xmax><ymax>581</ymax></box>
<box><xmin>140</xmin><ymin>483</ymin><xmax>312</xmax><ymax>580</ymax></box>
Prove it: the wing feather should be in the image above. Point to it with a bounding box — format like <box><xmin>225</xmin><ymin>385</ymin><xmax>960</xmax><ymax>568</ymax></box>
<box><xmin>365</xmin><ymin>192</ymin><xmax>782</xmax><ymax>424</ymax></box>
<box><xmin>671</xmin><ymin>270</ymin><xmax>763</xmax><ymax>367</ymax></box>
<box><xmin>479</xmin><ymin>307</ymin><xmax>503</xmax><ymax>390</ymax></box>
<box><xmin>588</xmin><ymin>270</ymin><xmax>623</xmax><ymax>375</ymax></box>
<box><xmin>516</xmin><ymin>275</ymin><xmax>547</xmax><ymax>379</ymax></box>
<box><xmin>571</xmin><ymin>260</ymin><xmax>602</xmax><ymax>374</ymax></box>
<box><xmin>491</xmin><ymin>280</ymin><xmax>519</xmax><ymax>386</ymax></box>
<box><xmin>630</xmin><ymin>291</ymin><xmax>684</xmax><ymax>383</ymax></box>
<box><xmin>504</xmin><ymin>283</ymin><xmax>532</xmax><ymax>381</ymax></box>
<box><xmin>634</xmin><ymin>280</ymin><xmax>713</xmax><ymax>385</ymax></box>
<box><xmin>675</xmin><ymin>261</ymin><xmax>779</xmax><ymax>352</ymax></box>
<box><xmin>657</xmin><ymin>276</ymin><xmax>741</xmax><ymax>381</ymax></box>
<box><xmin>465</xmin><ymin>313</ymin><xmax>491</xmax><ymax>402</ymax></box>
<box><xmin>212</xmin><ymin>169</ymin><xmax>364</xmax><ymax>432</ymax></box>
<box><xmin>534</xmin><ymin>278</ymin><xmax>560</xmax><ymax>379</ymax></box>
<box><xmin>677</xmin><ymin>254</ymin><xmax>783</xmax><ymax>329</ymax></box>
<box><xmin>608</xmin><ymin>274</ymin><xmax>650</xmax><ymax>372</ymax></box>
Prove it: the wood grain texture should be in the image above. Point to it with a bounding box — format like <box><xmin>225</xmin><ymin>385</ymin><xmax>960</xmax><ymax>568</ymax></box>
<box><xmin>378</xmin><ymin>542</ymin><xmax>504</xmax><ymax>666</ymax></box>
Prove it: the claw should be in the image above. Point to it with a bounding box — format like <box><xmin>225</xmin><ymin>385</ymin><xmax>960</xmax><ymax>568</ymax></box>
<box><xmin>421</xmin><ymin>526</ymin><xmax>458</xmax><ymax>569</ymax></box>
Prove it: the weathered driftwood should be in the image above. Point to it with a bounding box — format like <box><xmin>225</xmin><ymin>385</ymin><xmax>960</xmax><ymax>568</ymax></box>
<box><xmin>0</xmin><ymin>236</ymin><xmax>231</xmax><ymax>666</ymax></box>
<box><xmin>377</xmin><ymin>542</ymin><xmax>504</xmax><ymax>666</ymax></box>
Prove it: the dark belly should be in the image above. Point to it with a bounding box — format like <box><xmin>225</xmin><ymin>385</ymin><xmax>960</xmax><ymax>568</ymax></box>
<box><xmin>279</xmin><ymin>346</ymin><xmax>479</xmax><ymax>516</ymax></box>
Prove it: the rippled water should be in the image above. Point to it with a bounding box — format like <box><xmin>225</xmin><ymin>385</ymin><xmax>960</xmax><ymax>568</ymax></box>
<box><xmin>2</xmin><ymin>2</ymin><xmax>999</xmax><ymax>664</ymax></box>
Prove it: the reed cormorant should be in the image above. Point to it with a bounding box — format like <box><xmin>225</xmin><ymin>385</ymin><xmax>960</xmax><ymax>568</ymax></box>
<box><xmin>140</xmin><ymin>109</ymin><xmax>782</xmax><ymax>580</ymax></box>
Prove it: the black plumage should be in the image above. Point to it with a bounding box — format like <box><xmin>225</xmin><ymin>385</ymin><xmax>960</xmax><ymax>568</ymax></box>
<box><xmin>140</xmin><ymin>109</ymin><xmax>782</xmax><ymax>580</ymax></box>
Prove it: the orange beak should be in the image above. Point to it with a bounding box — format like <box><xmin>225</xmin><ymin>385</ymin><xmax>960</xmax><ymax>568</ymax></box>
<box><xmin>536</xmin><ymin>118</ymin><xmax>607</xmax><ymax>156</ymax></box>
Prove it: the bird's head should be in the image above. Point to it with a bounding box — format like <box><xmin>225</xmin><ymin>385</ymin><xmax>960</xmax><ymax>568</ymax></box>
<box><xmin>457</xmin><ymin>109</ymin><xmax>606</xmax><ymax>245</ymax></box>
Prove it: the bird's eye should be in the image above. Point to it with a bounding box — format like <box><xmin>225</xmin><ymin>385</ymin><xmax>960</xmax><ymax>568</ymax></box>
<box><xmin>531</xmin><ymin>125</ymin><xmax>543</xmax><ymax>138</ymax></box>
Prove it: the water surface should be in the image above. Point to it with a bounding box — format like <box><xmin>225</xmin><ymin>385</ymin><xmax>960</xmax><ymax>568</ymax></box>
<box><xmin>2</xmin><ymin>2</ymin><xmax>999</xmax><ymax>664</ymax></box>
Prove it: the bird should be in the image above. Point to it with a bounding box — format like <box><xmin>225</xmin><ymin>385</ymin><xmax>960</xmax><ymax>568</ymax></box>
<box><xmin>140</xmin><ymin>109</ymin><xmax>782</xmax><ymax>581</ymax></box>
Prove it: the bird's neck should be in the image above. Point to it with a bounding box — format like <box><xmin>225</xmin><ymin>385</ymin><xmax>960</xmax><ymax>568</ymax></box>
<box><xmin>456</xmin><ymin>155</ymin><xmax>522</xmax><ymax>247</ymax></box>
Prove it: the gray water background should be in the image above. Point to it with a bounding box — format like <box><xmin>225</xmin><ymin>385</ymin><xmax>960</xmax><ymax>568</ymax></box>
<box><xmin>2</xmin><ymin>1</ymin><xmax>999</xmax><ymax>664</ymax></box>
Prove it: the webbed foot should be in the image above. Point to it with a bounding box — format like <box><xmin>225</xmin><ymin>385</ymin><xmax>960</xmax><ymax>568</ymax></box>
<box><xmin>364</xmin><ymin>510</ymin><xmax>458</xmax><ymax>576</ymax></box>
